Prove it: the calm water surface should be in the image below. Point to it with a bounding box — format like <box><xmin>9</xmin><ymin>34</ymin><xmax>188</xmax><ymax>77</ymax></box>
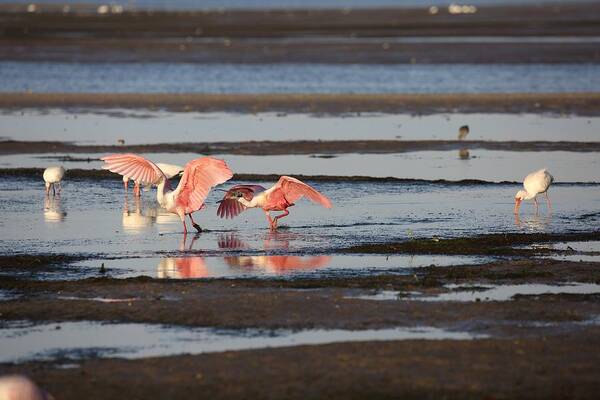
<box><xmin>2</xmin><ymin>63</ymin><xmax>600</xmax><ymax>93</ymax></box>
<box><xmin>3</xmin><ymin>110</ymin><xmax>599</xmax><ymax>144</ymax></box>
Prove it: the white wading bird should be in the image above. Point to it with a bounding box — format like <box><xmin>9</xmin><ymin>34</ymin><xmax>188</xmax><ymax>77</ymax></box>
<box><xmin>514</xmin><ymin>168</ymin><xmax>554</xmax><ymax>214</ymax></box>
<box><xmin>123</xmin><ymin>162</ymin><xmax>184</xmax><ymax>197</ymax></box>
<box><xmin>102</xmin><ymin>154</ymin><xmax>233</xmax><ymax>234</ymax></box>
<box><xmin>43</xmin><ymin>166</ymin><xmax>65</xmax><ymax>196</ymax></box>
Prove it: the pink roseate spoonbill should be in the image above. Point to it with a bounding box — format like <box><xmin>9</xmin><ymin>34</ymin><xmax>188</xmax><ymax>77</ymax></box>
<box><xmin>122</xmin><ymin>162</ymin><xmax>184</xmax><ymax>197</ymax></box>
<box><xmin>217</xmin><ymin>176</ymin><xmax>332</xmax><ymax>230</ymax></box>
<box><xmin>43</xmin><ymin>166</ymin><xmax>65</xmax><ymax>196</ymax></box>
<box><xmin>102</xmin><ymin>154</ymin><xmax>233</xmax><ymax>234</ymax></box>
<box><xmin>514</xmin><ymin>168</ymin><xmax>554</xmax><ymax>214</ymax></box>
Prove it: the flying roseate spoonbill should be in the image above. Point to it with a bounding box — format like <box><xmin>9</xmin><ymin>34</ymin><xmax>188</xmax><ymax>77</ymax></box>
<box><xmin>217</xmin><ymin>176</ymin><xmax>332</xmax><ymax>230</ymax></box>
<box><xmin>43</xmin><ymin>166</ymin><xmax>65</xmax><ymax>196</ymax></box>
<box><xmin>102</xmin><ymin>154</ymin><xmax>233</xmax><ymax>234</ymax></box>
<box><xmin>514</xmin><ymin>168</ymin><xmax>554</xmax><ymax>214</ymax></box>
<box><xmin>122</xmin><ymin>163</ymin><xmax>184</xmax><ymax>197</ymax></box>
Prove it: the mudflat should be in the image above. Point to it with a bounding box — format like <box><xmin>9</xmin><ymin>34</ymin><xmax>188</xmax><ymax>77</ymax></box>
<box><xmin>2</xmin><ymin>257</ymin><xmax>600</xmax><ymax>399</ymax></box>
<box><xmin>2</xmin><ymin>3</ymin><xmax>600</xmax><ymax>63</ymax></box>
<box><xmin>2</xmin><ymin>93</ymin><xmax>600</xmax><ymax>114</ymax></box>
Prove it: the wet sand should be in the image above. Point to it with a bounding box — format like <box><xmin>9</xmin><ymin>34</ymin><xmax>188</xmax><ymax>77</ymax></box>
<box><xmin>2</xmin><ymin>4</ymin><xmax>600</xmax><ymax>63</ymax></box>
<box><xmin>2</xmin><ymin>93</ymin><xmax>600</xmax><ymax>114</ymax></box>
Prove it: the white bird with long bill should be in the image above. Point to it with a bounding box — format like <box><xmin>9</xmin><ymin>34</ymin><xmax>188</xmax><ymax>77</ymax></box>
<box><xmin>102</xmin><ymin>154</ymin><xmax>233</xmax><ymax>234</ymax></box>
<box><xmin>514</xmin><ymin>168</ymin><xmax>554</xmax><ymax>214</ymax></box>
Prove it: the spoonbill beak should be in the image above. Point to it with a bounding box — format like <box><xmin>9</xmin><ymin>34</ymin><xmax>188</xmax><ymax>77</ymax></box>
<box><xmin>514</xmin><ymin>198</ymin><xmax>522</xmax><ymax>214</ymax></box>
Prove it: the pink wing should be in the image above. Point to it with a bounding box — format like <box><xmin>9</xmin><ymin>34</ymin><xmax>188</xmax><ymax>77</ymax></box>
<box><xmin>101</xmin><ymin>153</ymin><xmax>163</xmax><ymax>184</ymax></box>
<box><xmin>217</xmin><ymin>185</ymin><xmax>265</xmax><ymax>219</ymax></box>
<box><xmin>273</xmin><ymin>176</ymin><xmax>332</xmax><ymax>208</ymax></box>
<box><xmin>175</xmin><ymin>157</ymin><xmax>233</xmax><ymax>214</ymax></box>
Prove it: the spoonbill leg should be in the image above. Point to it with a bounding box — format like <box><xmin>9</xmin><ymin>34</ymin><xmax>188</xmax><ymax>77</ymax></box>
<box><xmin>188</xmin><ymin>213</ymin><xmax>202</xmax><ymax>233</ymax></box>
<box><xmin>544</xmin><ymin>192</ymin><xmax>552</xmax><ymax>212</ymax></box>
<box><xmin>271</xmin><ymin>209</ymin><xmax>290</xmax><ymax>230</ymax></box>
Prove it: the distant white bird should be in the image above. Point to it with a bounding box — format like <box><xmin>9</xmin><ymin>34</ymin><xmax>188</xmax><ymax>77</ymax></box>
<box><xmin>123</xmin><ymin>163</ymin><xmax>184</xmax><ymax>197</ymax></box>
<box><xmin>514</xmin><ymin>168</ymin><xmax>554</xmax><ymax>214</ymax></box>
<box><xmin>43</xmin><ymin>166</ymin><xmax>65</xmax><ymax>196</ymax></box>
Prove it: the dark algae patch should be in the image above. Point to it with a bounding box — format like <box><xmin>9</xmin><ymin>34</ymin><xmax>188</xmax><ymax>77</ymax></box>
<box><xmin>3</xmin><ymin>139</ymin><xmax>600</xmax><ymax>155</ymax></box>
<box><xmin>344</xmin><ymin>232</ymin><xmax>600</xmax><ymax>256</ymax></box>
<box><xmin>0</xmin><ymin>254</ymin><xmax>84</xmax><ymax>270</ymax></box>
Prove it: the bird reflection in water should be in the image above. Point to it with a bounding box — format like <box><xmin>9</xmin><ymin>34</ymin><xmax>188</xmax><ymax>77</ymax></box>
<box><xmin>157</xmin><ymin>234</ymin><xmax>208</xmax><ymax>278</ymax></box>
<box><xmin>223</xmin><ymin>254</ymin><xmax>332</xmax><ymax>274</ymax></box>
<box><xmin>44</xmin><ymin>195</ymin><xmax>67</xmax><ymax>223</ymax></box>
<box><xmin>220</xmin><ymin>232</ymin><xmax>331</xmax><ymax>273</ymax></box>
<box><xmin>157</xmin><ymin>256</ymin><xmax>208</xmax><ymax>279</ymax></box>
<box><xmin>457</xmin><ymin>125</ymin><xmax>470</xmax><ymax>160</ymax></box>
<box><xmin>514</xmin><ymin>212</ymin><xmax>552</xmax><ymax>231</ymax></box>
<box><xmin>218</xmin><ymin>232</ymin><xmax>248</xmax><ymax>250</ymax></box>
<box><xmin>121</xmin><ymin>196</ymin><xmax>154</xmax><ymax>233</ymax></box>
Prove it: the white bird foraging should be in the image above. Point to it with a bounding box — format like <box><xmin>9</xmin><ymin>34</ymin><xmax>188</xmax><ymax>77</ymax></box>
<box><xmin>42</xmin><ymin>166</ymin><xmax>65</xmax><ymax>196</ymax></box>
<box><xmin>514</xmin><ymin>168</ymin><xmax>554</xmax><ymax>214</ymax></box>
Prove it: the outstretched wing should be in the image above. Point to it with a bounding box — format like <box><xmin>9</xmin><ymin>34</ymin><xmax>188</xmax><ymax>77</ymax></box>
<box><xmin>174</xmin><ymin>157</ymin><xmax>233</xmax><ymax>214</ymax></box>
<box><xmin>273</xmin><ymin>176</ymin><xmax>332</xmax><ymax>208</ymax></box>
<box><xmin>217</xmin><ymin>185</ymin><xmax>265</xmax><ymax>219</ymax></box>
<box><xmin>101</xmin><ymin>153</ymin><xmax>164</xmax><ymax>184</ymax></box>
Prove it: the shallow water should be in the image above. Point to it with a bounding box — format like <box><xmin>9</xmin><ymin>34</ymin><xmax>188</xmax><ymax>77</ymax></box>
<box><xmin>3</xmin><ymin>62</ymin><xmax>600</xmax><ymax>93</ymax></box>
<box><xmin>0</xmin><ymin>177</ymin><xmax>598</xmax><ymax>263</ymax></box>
<box><xmin>0</xmin><ymin>320</ymin><xmax>483</xmax><ymax>364</ymax></box>
<box><xmin>4</xmin><ymin>150</ymin><xmax>600</xmax><ymax>182</ymax></box>
<box><xmin>353</xmin><ymin>282</ymin><xmax>600</xmax><ymax>302</ymax></box>
<box><xmin>3</xmin><ymin>110</ymin><xmax>599</xmax><ymax>145</ymax></box>
<box><xmin>71</xmin><ymin>254</ymin><xmax>486</xmax><ymax>280</ymax></box>
<box><xmin>7</xmin><ymin>0</ymin><xmax>593</xmax><ymax>11</ymax></box>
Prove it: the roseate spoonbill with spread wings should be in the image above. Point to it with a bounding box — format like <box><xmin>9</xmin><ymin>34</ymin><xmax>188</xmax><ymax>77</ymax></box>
<box><xmin>102</xmin><ymin>154</ymin><xmax>233</xmax><ymax>234</ymax></box>
<box><xmin>43</xmin><ymin>166</ymin><xmax>64</xmax><ymax>196</ymax></box>
<box><xmin>123</xmin><ymin>162</ymin><xmax>184</xmax><ymax>197</ymax></box>
<box><xmin>217</xmin><ymin>176</ymin><xmax>332</xmax><ymax>230</ymax></box>
<box><xmin>514</xmin><ymin>168</ymin><xmax>554</xmax><ymax>214</ymax></box>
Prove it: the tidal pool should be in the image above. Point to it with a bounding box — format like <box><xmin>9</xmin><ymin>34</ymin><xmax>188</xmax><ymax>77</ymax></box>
<box><xmin>0</xmin><ymin>320</ymin><xmax>484</xmax><ymax>364</ymax></box>
<box><xmin>352</xmin><ymin>283</ymin><xmax>600</xmax><ymax>302</ymax></box>
<box><xmin>2</xmin><ymin>110</ymin><xmax>599</xmax><ymax>144</ymax></box>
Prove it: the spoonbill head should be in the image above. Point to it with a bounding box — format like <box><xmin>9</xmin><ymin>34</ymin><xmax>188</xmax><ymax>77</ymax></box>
<box><xmin>217</xmin><ymin>176</ymin><xmax>332</xmax><ymax>230</ymax></box>
<box><xmin>42</xmin><ymin>166</ymin><xmax>65</xmax><ymax>196</ymax></box>
<box><xmin>102</xmin><ymin>153</ymin><xmax>233</xmax><ymax>234</ymax></box>
<box><xmin>514</xmin><ymin>168</ymin><xmax>554</xmax><ymax>214</ymax></box>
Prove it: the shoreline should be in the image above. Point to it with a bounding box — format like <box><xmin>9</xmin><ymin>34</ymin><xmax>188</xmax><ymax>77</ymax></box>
<box><xmin>2</xmin><ymin>93</ymin><xmax>600</xmax><ymax>114</ymax></box>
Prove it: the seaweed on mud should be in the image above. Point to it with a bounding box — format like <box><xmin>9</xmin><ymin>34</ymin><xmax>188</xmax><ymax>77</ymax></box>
<box><xmin>3</xmin><ymin>139</ymin><xmax>600</xmax><ymax>156</ymax></box>
<box><xmin>0</xmin><ymin>254</ymin><xmax>85</xmax><ymax>270</ymax></box>
<box><xmin>344</xmin><ymin>232</ymin><xmax>600</xmax><ymax>256</ymax></box>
